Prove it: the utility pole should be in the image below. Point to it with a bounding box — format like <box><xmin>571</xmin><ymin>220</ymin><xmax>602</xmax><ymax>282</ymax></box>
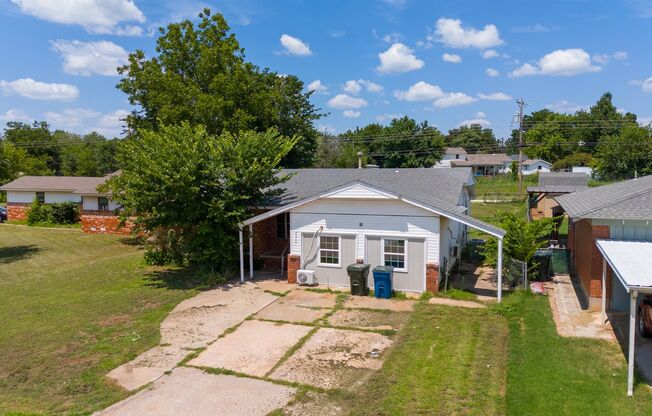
<box><xmin>516</xmin><ymin>98</ymin><xmax>526</xmax><ymax>194</ymax></box>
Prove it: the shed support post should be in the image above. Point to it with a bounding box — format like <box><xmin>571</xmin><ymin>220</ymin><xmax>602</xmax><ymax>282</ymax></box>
<box><xmin>248</xmin><ymin>224</ymin><xmax>254</xmax><ymax>279</ymax></box>
<box><xmin>239</xmin><ymin>227</ymin><xmax>244</xmax><ymax>283</ymax></box>
<box><xmin>602</xmin><ymin>258</ymin><xmax>607</xmax><ymax>324</ymax></box>
<box><xmin>628</xmin><ymin>290</ymin><xmax>639</xmax><ymax>396</ymax></box>
<box><xmin>497</xmin><ymin>237</ymin><xmax>503</xmax><ymax>303</ymax></box>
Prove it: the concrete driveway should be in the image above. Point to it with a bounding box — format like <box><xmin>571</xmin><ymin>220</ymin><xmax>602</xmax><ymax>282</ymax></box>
<box><xmin>97</xmin><ymin>280</ymin><xmax>416</xmax><ymax>416</ymax></box>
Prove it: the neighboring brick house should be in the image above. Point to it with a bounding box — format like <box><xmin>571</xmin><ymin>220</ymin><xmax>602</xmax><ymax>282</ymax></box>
<box><xmin>238</xmin><ymin>168</ymin><xmax>506</xmax><ymax>295</ymax></box>
<box><xmin>556</xmin><ymin>175</ymin><xmax>652</xmax><ymax>311</ymax></box>
<box><xmin>526</xmin><ymin>172</ymin><xmax>588</xmax><ymax>220</ymax></box>
<box><xmin>0</xmin><ymin>173</ymin><xmax>132</xmax><ymax>235</ymax></box>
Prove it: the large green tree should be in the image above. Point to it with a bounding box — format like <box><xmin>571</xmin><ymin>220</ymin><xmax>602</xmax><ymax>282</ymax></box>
<box><xmin>103</xmin><ymin>123</ymin><xmax>297</xmax><ymax>269</ymax></box>
<box><xmin>117</xmin><ymin>8</ymin><xmax>320</xmax><ymax>168</ymax></box>
<box><xmin>593</xmin><ymin>126</ymin><xmax>652</xmax><ymax>180</ymax></box>
<box><xmin>338</xmin><ymin>116</ymin><xmax>445</xmax><ymax>168</ymax></box>
<box><xmin>446</xmin><ymin>124</ymin><xmax>499</xmax><ymax>153</ymax></box>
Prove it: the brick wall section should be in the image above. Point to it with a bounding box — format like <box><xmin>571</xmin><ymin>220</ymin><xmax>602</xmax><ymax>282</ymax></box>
<box><xmin>81</xmin><ymin>211</ymin><xmax>134</xmax><ymax>235</ymax></box>
<box><xmin>250</xmin><ymin>211</ymin><xmax>290</xmax><ymax>272</ymax></box>
<box><xmin>426</xmin><ymin>263</ymin><xmax>439</xmax><ymax>293</ymax></box>
<box><xmin>6</xmin><ymin>203</ymin><xmax>29</xmax><ymax>221</ymax></box>
<box><xmin>287</xmin><ymin>254</ymin><xmax>300</xmax><ymax>284</ymax></box>
<box><xmin>567</xmin><ymin>219</ymin><xmax>575</xmax><ymax>251</ymax></box>
<box><xmin>572</xmin><ymin>219</ymin><xmax>611</xmax><ymax>306</ymax></box>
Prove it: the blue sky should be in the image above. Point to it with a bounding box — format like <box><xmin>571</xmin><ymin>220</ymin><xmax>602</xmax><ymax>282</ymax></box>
<box><xmin>1</xmin><ymin>0</ymin><xmax>651</xmax><ymax>140</ymax></box>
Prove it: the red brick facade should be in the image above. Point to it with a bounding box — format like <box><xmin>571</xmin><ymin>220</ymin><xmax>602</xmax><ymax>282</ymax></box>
<box><xmin>80</xmin><ymin>211</ymin><xmax>134</xmax><ymax>235</ymax></box>
<box><xmin>249</xmin><ymin>211</ymin><xmax>289</xmax><ymax>272</ymax></box>
<box><xmin>426</xmin><ymin>263</ymin><xmax>439</xmax><ymax>293</ymax></box>
<box><xmin>6</xmin><ymin>202</ymin><xmax>29</xmax><ymax>221</ymax></box>
<box><xmin>287</xmin><ymin>254</ymin><xmax>300</xmax><ymax>284</ymax></box>
<box><xmin>571</xmin><ymin>218</ymin><xmax>611</xmax><ymax>309</ymax></box>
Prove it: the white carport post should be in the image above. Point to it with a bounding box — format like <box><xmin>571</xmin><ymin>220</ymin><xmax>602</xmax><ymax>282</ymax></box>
<box><xmin>602</xmin><ymin>258</ymin><xmax>607</xmax><ymax>324</ymax></box>
<box><xmin>497</xmin><ymin>237</ymin><xmax>503</xmax><ymax>303</ymax></box>
<box><xmin>248</xmin><ymin>224</ymin><xmax>254</xmax><ymax>279</ymax></box>
<box><xmin>628</xmin><ymin>289</ymin><xmax>639</xmax><ymax>396</ymax></box>
<box><xmin>239</xmin><ymin>226</ymin><xmax>244</xmax><ymax>283</ymax></box>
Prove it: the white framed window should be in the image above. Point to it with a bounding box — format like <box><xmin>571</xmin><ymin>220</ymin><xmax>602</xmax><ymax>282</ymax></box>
<box><xmin>382</xmin><ymin>238</ymin><xmax>407</xmax><ymax>272</ymax></box>
<box><xmin>319</xmin><ymin>235</ymin><xmax>340</xmax><ymax>267</ymax></box>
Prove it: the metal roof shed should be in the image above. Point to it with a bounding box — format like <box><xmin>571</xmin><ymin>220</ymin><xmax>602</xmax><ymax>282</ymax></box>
<box><xmin>595</xmin><ymin>239</ymin><xmax>652</xmax><ymax>396</ymax></box>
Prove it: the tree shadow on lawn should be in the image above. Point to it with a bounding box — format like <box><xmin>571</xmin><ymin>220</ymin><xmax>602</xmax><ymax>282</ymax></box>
<box><xmin>0</xmin><ymin>244</ymin><xmax>41</xmax><ymax>264</ymax></box>
<box><xmin>144</xmin><ymin>267</ymin><xmax>242</xmax><ymax>292</ymax></box>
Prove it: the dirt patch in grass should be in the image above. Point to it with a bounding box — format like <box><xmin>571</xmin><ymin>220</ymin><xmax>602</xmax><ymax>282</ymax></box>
<box><xmin>327</xmin><ymin>309</ymin><xmax>409</xmax><ymax>331</ymax></box>
<box><xmin>270</xmin><ymin>328</ymin><xmax>393</xmax><ymax>389</ymax></box>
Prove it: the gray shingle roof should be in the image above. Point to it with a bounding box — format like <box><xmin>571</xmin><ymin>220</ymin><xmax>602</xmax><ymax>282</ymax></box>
<box><xmin>450</xmin><ymin>153</ymin><xmax>510</xmax><ymax>167</ymax></box>
<box><xmin>263</xmin><ymin>168</ymin><xmax>505</xmax><ymax>237</ymax></box>
<box><xmin>0</xmin><ymin>172</ymin><xmax>117</xmax><ymax>195</ymax></box>
<box><xmin>539</xmin><ymin>172</ymin><xmax>588</xmax><ymax>187</ymax></box>
<box><xmin>556</xmin><ymin>175</ymin><xmax>652</xmax><ymax>220</ymax></box>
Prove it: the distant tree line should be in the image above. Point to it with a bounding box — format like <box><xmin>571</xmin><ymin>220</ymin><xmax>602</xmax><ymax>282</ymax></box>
<box><xmin>0</xmin><ymin>121</ymin><xmax>120</xmax><ymax>185</ymax></box>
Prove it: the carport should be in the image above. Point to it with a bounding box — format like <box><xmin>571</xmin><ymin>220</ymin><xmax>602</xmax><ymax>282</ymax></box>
<box><xmin>596</xmin><ymin>239</ymin><xmax>652</xmax><ymax>396</ymax></box>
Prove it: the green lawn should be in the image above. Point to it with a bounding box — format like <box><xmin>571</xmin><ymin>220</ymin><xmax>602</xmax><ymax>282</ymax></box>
<box><xmin>329</xmin><ymin>292</ymin><xmax>652</xmax><ymax>415</ymax></box>
<box><xmin>0</xmin><ymin>225</ymin><xmax>197</xmax><ymax>415</ymax></box>
<box><xmin>474</xmin><ymin>175</ymin><xmax>538</xmax><ymax>197</ymax></box>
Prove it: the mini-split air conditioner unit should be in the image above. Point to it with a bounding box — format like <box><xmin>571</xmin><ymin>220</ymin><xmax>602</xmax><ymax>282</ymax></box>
<box><xmin>296</xmin><ymin>269</ymin><xmax>317</xmax><ymax>286</ymax></box>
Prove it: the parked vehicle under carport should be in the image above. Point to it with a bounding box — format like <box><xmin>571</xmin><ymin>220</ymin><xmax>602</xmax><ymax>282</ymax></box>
<box><xmin>639</xmin><ymin>295</ymin><xmax>652</xmax><ymax>338</ymax></box>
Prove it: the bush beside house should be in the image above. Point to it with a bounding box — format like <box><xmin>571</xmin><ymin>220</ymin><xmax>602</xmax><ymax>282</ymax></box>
<box><xmin>27</xmin><ymin>199</ymin><xmax>79</xmax><ymax>225</ymax></box>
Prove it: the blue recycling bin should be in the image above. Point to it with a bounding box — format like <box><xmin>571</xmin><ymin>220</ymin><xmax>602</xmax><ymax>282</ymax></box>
<box><xmin>373</xmin><ymin>265</ymin><xmax>394</xmax><ymax>299</ymax></box>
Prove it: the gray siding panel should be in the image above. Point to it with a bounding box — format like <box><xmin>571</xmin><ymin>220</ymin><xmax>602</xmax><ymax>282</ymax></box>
<box><xmin>302</xmin><ymin>233</ymin><xmax>356</xmax><ymax>288</ymax></box>
<box><xmin>365</xmin><ymin>236</ymin><xmax>424</xmax><ymax>292</ymax></box>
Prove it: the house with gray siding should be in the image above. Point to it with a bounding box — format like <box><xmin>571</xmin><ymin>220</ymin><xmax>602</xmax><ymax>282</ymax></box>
<box><xmin>240</xmin><ymin>168</ymin><xmax>506</xmax><ymax>296</ymax></box>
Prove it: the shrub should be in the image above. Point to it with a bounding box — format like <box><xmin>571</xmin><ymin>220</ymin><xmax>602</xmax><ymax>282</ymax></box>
<box><xmin>27</xmin><ymin>199</ymin><xmax>79</xmax><ymax>225</ymax></box>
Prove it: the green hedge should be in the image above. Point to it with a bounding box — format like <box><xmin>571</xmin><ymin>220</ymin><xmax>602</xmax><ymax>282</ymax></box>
<box><xmin>27</xmin><ymin>199</ymin><xmax>80</xmax><ymax>225</ymax></box>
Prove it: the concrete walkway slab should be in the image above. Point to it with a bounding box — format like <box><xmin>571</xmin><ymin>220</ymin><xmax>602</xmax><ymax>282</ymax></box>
<box><xmin>107</xmin><ymin>282</ymin><xmax>279</xmax><ymax>390</ymax></box>
<box><xmin>96</xmin><ymin>367</ymin><xmax>295</xmax><ymax>416</ymax></box>
<box><xmin>255</xmin><ymin>302</ymin><xmax>331</xmax><ymax>323</ymax></box>
<box><xmin>270</xmin><ymin>328</ymin><xmax>392</xmax><ymax>389</ymax></box>
<box><xmin>343</xmin><ymin>296</ymin><xmax>416</xmax><ymax>312</ymax></box>
<box><xmin>428</xmin><ymin>297</ymin><xmax>486</xmax><ymax>309</ymax></box>
<box><xmin>188</xmin><ymin>320</ymin><xmax>312</xmax><ymax>377</ymax></box>
<box><xmin>283</xmin><ymin>289</ymin><xmax>338</xmax><ymax>308</ymax></box>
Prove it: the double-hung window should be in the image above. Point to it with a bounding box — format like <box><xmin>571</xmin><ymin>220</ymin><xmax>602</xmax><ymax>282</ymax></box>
<box><xmin>319</xmin><ymin>235</ymin><xmax>340</xmax><ymax>267</ymax></box>
<box><xmin>36</xmin><ymin>192</ymin><xmax>45</xmax><ymax>204</ymax></box>
<box><xmin>383</xmin><ymin>238</ymin><xmax>407</xmax><ymax>271</ymax></box>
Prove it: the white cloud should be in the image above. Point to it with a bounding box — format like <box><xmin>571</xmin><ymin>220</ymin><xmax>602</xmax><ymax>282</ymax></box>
<box><xmin>376</xmin><ymin>113</ymin><xmax>403</xmax><ymax>122</ymax></box>
<box><xmin>11</xmin><ymin>0</ymin><xmax>145</xmax><ymax>35</ymax></box>
<box><xmin>343</xmin><ymin>79</ymin><xmax>384</xmax><ymax>94</ymax></box>
<box><xmin>279</xmin><ymin>34</ymin><xmax>312</xmax><ymax>56</ymax></box>
<box><xmin>434</xmin><ymin>17</ymin><xmax>504</xmax><ymax>49</ymax></box>
<box><xmin>0</xmin><ymin>108</ymin><xmax>30</xmax><ymax>123</ymax></box>
<box><xmin>394</xmin><ymin>81</ymin><xmax>444</xmax><ymax>101</ymax></box>
<box><xmin>44</xmin><ymin>108</ymin><xmax>127</xmax><ymax>137</ymax></box>
<box><xmin>442</xmin><ymin>53</ymin><xmax>462</xmax><ymax>63</ymax></box>
<box><xmin>329</xmin><ymin>30</ymin><xmax>346</xmax><ymax>38</ymax></box>
<box><xmin>475</xmin><ymin>111</ymin><xmax>486</xmax><ymax>118</ymax></box>
<box><xmin>343</xmin><ymin>110</ymin><xmax>361</xmax><ymax>118</ymax></box>
<box><xmin>376</xmin><ymin>43</ymin><xmax>424</xmax><ymax>74</ymax></box>
<box><xmin>51</xmin><ymin>40</ymin><xmax>129</xmax><ymax>76</ymax></box>
<box><xmin>482</xmin><ymin>49</ymin><xmax>499</xmax><ymax>59</ymax></box>
<box><xmin>545</xmin><ymin>100</ymin><xmax>586</xmax><ymax>113</ymax></box>
<box><xmin>0</xmin><ymin>78</ymin><xmax>79</xmax><ymax>101</ymax></box>
<box><xmin>458</xmin><ymin>118</ymin><xmax>491</xmax><ymax>128</ymax></box>
<box><xmin>613</xmin><ymin>51</ymin><xmax>628</xmax><ymax>61</ymax></box>
<box><xmin>327</xmin><ymin>94</ymin><xmax>367</xmax><ymax>109</ymax></box>
<box><xmin>510</xmin><ymin>49</ymin><xmax>601</xmax><ymax>77</ymax></box>
<box><xmin>592</xmin><ymin>54</ymin><xmax>610</xmax><ymax>65</ymax></box>
<box><xmin>486</xmin><ymin>68</ymin><xmax>500</xmax><ymax>77</ymax></box>
<box><xmin>478</xmin><ymin>92</ymin><xmax>512</xmax><ymax>100</ymax></box>
<box><xmin>512</xmin><ymin>24</ymin><xmax>558</xmax><ymax>33</ymax></box>
<box><xmin>642</xmin><ymin>77</ymin><xmax>652</xmax><ymax>93</ymax></box>
<box><xmin>639</xmin><ymin>117</ymin><xmax>652</xmax><ymax>127</ymax></box>
<box><xmin>343</xmin><ymin>80</ymin><xmax>362</xmax><ymax>95</ymax></box>
<box><xmin>307</xmin><ymin>80</ymin><xmax>329</xmax><ymax>94</ymax></box>
<box><xmin>380</xmin><ymin>0</ymin><xmax>407</xmax><ymax>8</ymax></box>
<box><xmin>373</xmin><ymin>30</ymin><xmax>403</xmax><ymax>44</ymax></box>
<box><xmin>434</xmin><ymin>93</ymin><xmax>478</xmax><ymax>108</ymax></box>
<box><xmin>317</xmin><ymin>124</ymin><xmax>336</xmax><ymax>134</ymax></box>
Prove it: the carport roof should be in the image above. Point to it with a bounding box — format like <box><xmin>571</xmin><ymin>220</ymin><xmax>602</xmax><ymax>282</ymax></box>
<box><xmin>596</xmin><ymin>239</ymin><xmax>652</xmax><ymax>293</ymax></box>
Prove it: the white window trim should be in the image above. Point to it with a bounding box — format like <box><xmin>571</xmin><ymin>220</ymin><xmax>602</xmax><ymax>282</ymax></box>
<box><xmin>381</xmin><ymin>237</ymin><xmax>408</xmax><ymax>273</ymax></box>
<box><xmin>318</xmin><ymin>234</ymin><xmax>341</xmax><ymax>268</ymax></box>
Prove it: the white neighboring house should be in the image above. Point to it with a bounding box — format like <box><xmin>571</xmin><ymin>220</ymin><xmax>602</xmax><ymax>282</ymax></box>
<box><xmin>572</xmin><ymin>166</ymin><xmax>593</xmax><ymax>177</ymax></box>
<box><xmin>434</xmin><ymin>147</ymin><xmax>467</xmax><ymax>168</ymax></box>
<box><xmin>504</xmin><ymin>159</ymin><xmax>551</xmax><ymax>175</ymax></box>
<box><xmin>238</xmin><ymin>168</ymin><xmax>506</xmax><ymax>296</ymax></box>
